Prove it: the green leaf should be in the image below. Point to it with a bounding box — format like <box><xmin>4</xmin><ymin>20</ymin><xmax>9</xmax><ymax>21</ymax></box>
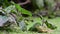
<box><xmin>4</xmin><ymin>5</ymin><xmax>16</xmax><ymax>13</ymax></box>
<box><xmin>15</xmin><ymin>4</ymin><xmax>32</xmax><ymax>16</ymax></box>
<box><xmin>45</xmin><ymin>20</ymin><xmax>57</xmax><ymax>30</ymax></box>
<box><xmin>26</xmin><ymin>17</ymin><xmax>42</xmax><ymax>30</ymax></box>
<box><xmin>47</xmin><ymin>17</ymin><xmax>60</xmax><ymax>34</ymax></box>
<box><xmin>1</xmin><ymin>0</ymin><xmax>11</xmax><ymax>8</ymax></box>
